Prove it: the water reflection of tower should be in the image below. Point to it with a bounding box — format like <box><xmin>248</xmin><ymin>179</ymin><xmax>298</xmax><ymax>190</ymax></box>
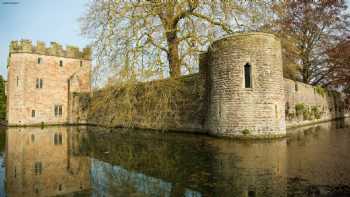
<box><xmin>5</xmin><ymin>127</ymin><xmax>91</xmax><ymax>196</ymax></box>
<box><xmin>209</xmin><ymin>139</ymin><xmax>287</xmax><ymax>197</ymax></box>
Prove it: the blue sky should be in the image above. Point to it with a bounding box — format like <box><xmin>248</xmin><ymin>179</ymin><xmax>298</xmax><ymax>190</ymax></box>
<box><xmin>0</xmin><ymin>0</ymin><xmax>349</xmax><ymax>79</ymax></box>
<box><xmin>0</xmin><ymin>0</ymin><xmax>89</xmax><ymax>79</ymax></box>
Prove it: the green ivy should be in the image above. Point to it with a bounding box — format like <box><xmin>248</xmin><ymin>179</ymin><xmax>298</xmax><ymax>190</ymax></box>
<box><xmin>0</xmin><ymin>76</ymin><xmax>6</xmax><ymax>120</ymax></box>
<box><xmin>242</xmin><ymin>129</ymin><xmax>250</xmax><ymax>135</ymax></box>
<box><xmin>311</xmin><ymin>106</ymin><xmax>322</xmax><ymax>119</ymax></box>
<box><xmin>314</xmin><ymin>85</ymin><xmax>326</xmax><ymax>97</ymax></box>
<box><xmin>295</xmin><ymin>103</ymin><xmax>306</xmax><ymax>116</ymax></box>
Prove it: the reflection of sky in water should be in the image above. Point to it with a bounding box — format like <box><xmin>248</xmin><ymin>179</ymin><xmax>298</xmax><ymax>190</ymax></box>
<box><xmin>90</xmin><ymin>158</ymin><xmax>201</xmax><ymax>197</ymax></box>
<box><xmin>0</xmin><ymin>156</ymin><xmax>5</xmax><ymax>197</ymax></box>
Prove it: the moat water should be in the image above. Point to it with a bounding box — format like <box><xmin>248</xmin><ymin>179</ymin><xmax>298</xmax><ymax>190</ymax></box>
<box><xmin>0</xmin><ymin>119</ymin><xmax>348</xmax><ymax>196</ymax></box>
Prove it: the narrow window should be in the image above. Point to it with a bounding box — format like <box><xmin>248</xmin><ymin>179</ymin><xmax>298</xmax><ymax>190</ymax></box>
<box><xmin>31</xmin><ymin>134</ymin><xmax>35</xmax><ymax>143</ymax></box>
<box><xmin>244</xmin><ymin>63</ymin><xmax>252</xmax><ymax>88</ymax></box>
<box><xmin>36</xmin><ymin>79</ymin><xmax>39</xmax><ymax>88</ymax></box>
<box><xmin>37</xmin><ymin>57</ymin><xmax>42</xmax><ymax>64</ymax></box>
<box><xmin>80</xmin><ymin>60</ymin><xmax>83</xmax><ymax>67</ymax></box>
<box><xmin>54</xmin><ymin>133</ymin><xmax>58</xmax><ymax>144</ymax></box>
<box><xmin>295</xmin><ymin>83</ymin><xmax>298</xmax><ymax>92</ymax></box>
<box><xmin>16</xmin><ymin>76</ymin><xmax>19</xmax><ymax>87</ymax></box>
<box><xmin>59</xmin><ymin>133</ymin><xmax>62</xmax><ymax>144</ymax></box>
<box><xmin>59</xmin><ymin>60</ymin><xmax>63</xmax><ymax>67</ymax></box>
<box><xmin>36</xmin><ymin>79</ymin><xmax>43</xmax><ymax>89</ymax></box>
<box><xmin>54</xmin><ymin>105</ymin><xmax>58</xmax><ymax>116</ymax></box>
<box><xmin>59</xmin><ymin>105</ymin><xmax>62</xmax><ymax>116</ymax></box>
<box><xmin>32</xmin><ymin>110</ymin><xmax>36</xmax><ymax>118</ymax></box>
<box><xmin>58</xmin><ymin>184</ymin><xmax>62</xmax><ymax>191</ymax></box>
<box><xmin>34</xmin><ymin>162</ymin><xmax>42</xmax><ymax>175</ymax></box>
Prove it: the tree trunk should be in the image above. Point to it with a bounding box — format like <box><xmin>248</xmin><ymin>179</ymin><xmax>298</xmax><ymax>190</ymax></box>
<box><xmin>166</xmin><ymin>31</ymin><xmax>181</xmax><ymax>78</ymax></box>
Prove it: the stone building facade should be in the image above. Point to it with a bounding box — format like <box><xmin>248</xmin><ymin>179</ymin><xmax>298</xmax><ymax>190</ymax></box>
<box><xmin>6</xmin><ymin>40</ymin><xmax>91</xmax><ymax>126</ymax></box>
<box><xmin>87</xmin><ymin>32</ymin><xmax>347</xmax><ymax>139</ymax></box>
<box><xmin>6</xmin><ymin>33</ymin><xmax>347</xmax><ymax>139</ymax></box>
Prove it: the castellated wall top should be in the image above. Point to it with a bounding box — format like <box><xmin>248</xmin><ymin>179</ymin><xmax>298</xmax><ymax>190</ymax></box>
<box><xmin>9</xmin><ymin>39</ymin><xmax>91</xmax><ymax>60</ymax></box>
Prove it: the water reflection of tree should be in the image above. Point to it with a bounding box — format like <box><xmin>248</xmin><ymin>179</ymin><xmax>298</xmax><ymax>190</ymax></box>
<box><xmin>86</xmin><ymin>127</ymin><xmax>219</xmax><ymax>196</ymax></box>
<box><xmin>86</xmin><ymin>127</ymin><xmax>290</xmax><ymax>197</ymax></box>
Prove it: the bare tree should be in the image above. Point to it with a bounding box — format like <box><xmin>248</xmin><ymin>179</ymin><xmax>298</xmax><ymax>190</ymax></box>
<box><xmin>271</xmin><ymin>0</ymin><xmax>350</xmax><ymax>85</ymax></box>
<box><xmin>81</xmin><ymin>0</ymin><xmax>266</xmax><ymax>82</ymax></box>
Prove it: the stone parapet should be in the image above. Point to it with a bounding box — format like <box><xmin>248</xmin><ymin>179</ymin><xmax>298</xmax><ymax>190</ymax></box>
<box><xmin>9</xmin><ymin>39</ymin><xmax>91</xmax><ymax>60</ymax></box>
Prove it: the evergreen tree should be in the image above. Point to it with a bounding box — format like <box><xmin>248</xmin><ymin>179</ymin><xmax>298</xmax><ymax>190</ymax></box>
<box><xmin>0</xmin><ymin>76</ymin><xmax>6</xmax><ymax>120</ymax></box>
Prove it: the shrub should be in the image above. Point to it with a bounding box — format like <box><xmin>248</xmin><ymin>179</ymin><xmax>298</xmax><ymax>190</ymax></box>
<box><xmin>314</xmin><ymin>85</ymin><xmax>326</xmax><ymax>97</ymax></box>
<box><xmin>295</xmin><ymin>103</ymin><xmax>306</xmax><ymax>116</ymax></box>
<box><xmin>311</xmin><ymin>106</ymin><xmax>322</xmax><ymax>119</ymax></box>
<box><xmin>303</xmin><ymin>109</ymin><xmax>312</xmax><ymax>120</ymax></box>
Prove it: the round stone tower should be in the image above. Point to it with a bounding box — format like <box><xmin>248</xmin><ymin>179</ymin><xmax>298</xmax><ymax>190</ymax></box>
<box><xmin>206</xmin><ymin>32</ymin><xmax>286</xmax><ymax>138</ymax></box>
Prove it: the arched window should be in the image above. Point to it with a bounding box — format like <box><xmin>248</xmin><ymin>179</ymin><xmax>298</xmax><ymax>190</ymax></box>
<box><xmin>244</xmin><ymin>63</ymin><xmax>252</xmax><ymax>88</ymax></box>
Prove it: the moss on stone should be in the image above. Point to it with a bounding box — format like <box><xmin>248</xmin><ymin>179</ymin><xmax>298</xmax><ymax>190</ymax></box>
<box><xmin>242</xmin><ymin>129</ymin><xmax>250</xmax><ymax>135</ymax></box>
<box><xmin>295</xmin><ymin>103</ymin><xmax>306</xmax><ymax>116</ymax></box>
<box><xmin>314</xmin><ymin>85</ymin><xmax>326</xmax><ymax>97</ymax></box>
<box><xmin>311</xmin><ymin>106</ymin><xmax>322</xmax><ymax>119</ymax></box>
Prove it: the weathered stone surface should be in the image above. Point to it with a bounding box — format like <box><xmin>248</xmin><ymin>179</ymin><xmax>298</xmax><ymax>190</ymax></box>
<box><xmin>206</xmin><ymin>33</ymin><xmax>286</xmax><ymax>138</ymax></box>
<box><xmin>284</xmin><ymin>79</ymin><xmax>345</xmax><ymax>128</ymax></box>
<box><xmin>88</xmin><ymin>74</ymin><xmax>207</xmax><ymax>132</ymax></box>
<box><xmin>87</xmin><ymin>32</ymin><xmax>347</xmax><ymax>139</ymax></box>
<box><xmin>7</xmin><ymin>41</ymin><xmax>91</xmax><ymax>126</ymax></box>
<box><xmin>9</xmin><ymin>39</ymin><xmax>91</xmax><ymax>60</ymax></box>
<box><xmin>6</xmin><ymin>34</ymin><xmax>347</xmax><ymax>139</ymax></box>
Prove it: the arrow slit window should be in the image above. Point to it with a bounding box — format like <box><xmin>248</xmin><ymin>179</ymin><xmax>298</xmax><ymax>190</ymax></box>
<box><xmin>244</xmin><ymin>63</ymin><xmax>252</xmax><ymax>88</ymax></box>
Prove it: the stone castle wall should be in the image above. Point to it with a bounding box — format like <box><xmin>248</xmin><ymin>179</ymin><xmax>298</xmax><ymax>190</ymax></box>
<box><xmin>7</xmin><ymin>40</ymin><xmax>91</xmax><ymax>126</ymax></box>
<box><xmin>284</xmin><ymin>79</ymin><xmax>345</xmax><ymax>128</ymax></box>
<box><xmin>206</xmin><ymin>33</ymin><xmax>285</xmax><ymax>138</ymax></box>
<box><xmin>10</xmin><ymin>40</ymin><xmax>91</xmax><ymax>60</ymax></box>
<box><xmin>86</xmin><ymin>33</ymin><xmax>347</xmax><ymax>138</ymax></box>
<box><xmin>7</xmin><ymin>35</ymin><xmax>347</xmax><ymax>139</ymax></box>
<box><xmin>87</xmin><ymin>73</ymin><xmax>207</xmax><ymax>132</ymax></box>
<box><xmin>87</xmin><ymin>75</ymin><xmax>345</xmax><ymax>136</ymax></box>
